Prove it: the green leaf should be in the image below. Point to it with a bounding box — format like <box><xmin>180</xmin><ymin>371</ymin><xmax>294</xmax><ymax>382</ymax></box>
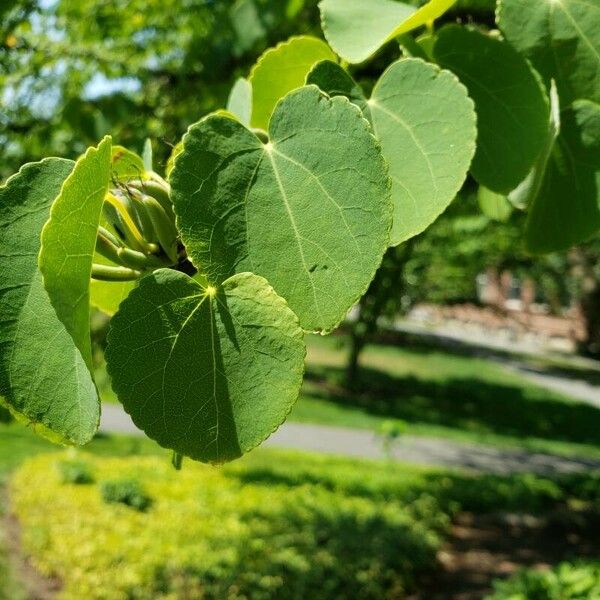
<box><xmin>0</xmin><ymin>159</ymin><xmax>100</xmax><ymax>445</ymax></box>
<box><xmin>105</xmin><ymin>269</ymin><xmax>305</xmax><ymax>464</ymax></box>
<box><xmin>399</xmin><ymin>32</ymin><xmax>436</xmax><ymax>61</ymax></box>
<box><xmin>170</xmin><ymin>85</ymin><xmax>392</xmax><ymax>333</ymax></box>
<box><xmin>304</xmin><ymin>59</ymin><xmax>476</xmax><ymax>244</ymax></box>
<box><xmin>306</xmin><ymin>60</ymin><xmax>371</xmax><ymax>119</ymax></box>
<box><xmin>39</xmin><ymin>136</ymin><xmax>112</xmax><ymax>368</ymax></box>
<box><xmin>498</xmin><ymin>0</ymin><xmax>600</xmax><ymax>105</ymax></box>
<box><xmin>111</xmin><ymin>145</ymin><xmax>146</xmax><ymax>181</ymax></box>
<box><xmin>369</xmin><ymin>58</ymin><xmax>477</xmax><ymax>244</ymax></box>
<box><xmin>477</xmin><ymin>186</ymin><xmax>513</xmax><ymax>222</ymax></box>
<box><xmin>434</xmin><ymin>25</ymin><xmax>550</xmax><ymax>194</ymax></box>
<box><xmin>227</xmin><ymin>77</ymin><xmax>253</xmax><ymax>127</ymax></box>
<box><xmin>320</xmin><ymin>0</ymin><xmax>456</xmax><ymax>64</ymax></box>
<box><xmin>249</xmin><ymin>36</ymin><xmax>336</xmax><ymax>130</ymax></box>
<box><xmin>509</xmin><ymin>81</ymin><xmax>561</xmax><ymax>211</ymax></box>
<box><xmin>525</xmin><ymin>100</ymin><xmax>600</xmax><ymax>253</ymax></box>
<box><xmin>142</xmin><ymin>139</ymin><xmax>153</xmax><ymax>171</ymax></box>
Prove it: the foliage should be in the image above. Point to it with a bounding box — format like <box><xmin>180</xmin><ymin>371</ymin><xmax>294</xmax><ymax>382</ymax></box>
<box><xmin>100</xmin><ymin>478</ymin><xmax>152</xmax><ymax>511</ymax></box>
<box><xmin>106</xmin><ymin>271</ymin><xmax>305</xmax><ymax>463</ymax></box>
<box><xmin>10</xmin><ymin>444</ymin><xmax>600</xmax><ymax>599</ymax></box>
<box><xmin>487</xmin><ymin>561</ymin><xmax>600</xmax><ymax>600</ymax></box>
<box><xmin>12</xmin><ymin>452</ymin><xmax>445</xmax><ymax>599</ymax></box>
<box><xmin>0</xmin><ymin>159</ymin><xmax>99</xmax><ymax>445</ymax></box>
<box><xmin>0</xmin><ymin>406</ymin><xmax>11</xmax><ymax>424</ymax></box>
<box><xmin>320</xmin><ymin>0</ymin><xmax>455</xmax><ymax>64</ymax></box>
<box><xmin>58</xmin><ymin>459</ymin><xmax>95</xmax><ymax>485</ymax></box>
<box><xmin>0</xmin><ymin>0</ymin><xmax>321</xmax><ymax>179</ymax></box>
<box><xmin>1</xmin><ymin>0</ymin><xmax>598</xmax><ymax>464</ymax></box>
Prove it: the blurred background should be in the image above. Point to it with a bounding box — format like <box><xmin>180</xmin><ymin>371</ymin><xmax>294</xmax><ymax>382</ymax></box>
<box><xmin>1</xmin><ymin>1</ymin><xmax>600</xmax><ymax>598</ymax></box>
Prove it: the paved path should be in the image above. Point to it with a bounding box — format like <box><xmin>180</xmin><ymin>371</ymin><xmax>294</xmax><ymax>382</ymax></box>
<box><xmin>500</xmin><ymin>360</ymin><xmax>600</xmax><ymax>409</ymax></box>
<box><xmin>392</xmin><ymin>321</ymin><xmax>600</xmax><ymax>409</ymax></box>
<box><xmin>100</xmin><ymin>404</ymin><xmax>600</xmax><ymax>476</ymax></box>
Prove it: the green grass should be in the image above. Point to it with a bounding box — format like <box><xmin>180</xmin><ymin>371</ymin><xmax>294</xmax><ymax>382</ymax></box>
<box><xmin>288</xmin><ymin>334</ymin><xmax>600</xmax><ymax>459</ymax></box>
<box><xmin>0</xmin><ymin>425</ymin><xmax>163</xmax><ymax>482</ymax></box>
<box><xmin>0</xmin><ymin>425</ymin><xmax>164</xmax><ymax>600</ymax></box>
<box><xmin>1</xmin><ymin>423</ymin><xmax>599</xmax><ymax>599</ymax></box>
<box><xmin>94</xmin><ymin>331</ymin><xmax>600</xmax><ymax>458</ymax></box>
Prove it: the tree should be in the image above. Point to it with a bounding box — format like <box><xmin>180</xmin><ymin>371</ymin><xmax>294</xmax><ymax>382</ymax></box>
<box><xmin>0</xmin><ymin>0</ymin><xmax>321</xmax><ymax>180</ymax></box>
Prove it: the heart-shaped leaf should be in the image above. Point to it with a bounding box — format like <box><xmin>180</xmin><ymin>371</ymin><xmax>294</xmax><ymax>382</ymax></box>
<box><xmin>525</xmin><ymin>100</ymin><xmax>600</xmax><ymax>253</ymax></box>
<box><xmin>105</xmin><ymin>269</ymin><xmax>305</xmax><ymax>464</ymax></box>
<box><xmin>311</xmin><ymin>59</ymin><xmax>476</xmax><ymax>244</ymax></box>
<box><xmin>39</xmin><ymin>136</ymin><xmax>112</xmax><ymax>368</ymax></box>
<box><xmin>0</xmin><ymin>159</ymin><xmax>100</xmax><ymax>444</ymax></box>
<box><xmin>434</xmin><ymin>25</ymin><xmax>550</xmax><ymax>194</ymax></box>
<box><xmin>227</xmin><ymin>77</ymin><xmax>253</xmax><ymax>127</ymax></box>
<box><xmin>320</xmin><ymin>0</ymin><xmax>456</xmax><ymax>64</ymax></box>
<box><xmin>369</xmin><ymin>58</ymin><xmax>476</xmax><ymax>244</ymax></box>
<box><xmin>249</xmin><ymin>36</ymin><xmax>335</xmax><ymax>130</ymax></box>
<box><xmin>498</xmin><ymin>0</ymin><xmax>600</xmax><ymax>105</ymax></box>
<box><xmin>170</xmin><ymin>85</ymin><xmax>392</xmax><ymax>333</ymax></box>
<box><xmin>306</xmin><ymin>59</ymin><xmax>371</xmax><ymax>119</ymax></box>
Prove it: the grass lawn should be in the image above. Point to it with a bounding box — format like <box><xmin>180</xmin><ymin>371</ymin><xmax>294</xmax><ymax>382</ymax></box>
<box><xmin>288</xmin><ymin>334</ymin><xmax>600</xmax><ymax>459</ymax></box>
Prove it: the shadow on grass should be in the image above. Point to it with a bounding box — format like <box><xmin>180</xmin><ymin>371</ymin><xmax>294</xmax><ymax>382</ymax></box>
<box><xmin>305</xmin><ymin>363</ymin><xmax>600</xmax><ymax>446</ymax></box>
<box><xmin>232</xmin><ymin>459</ymin><xmax>600</xmax><ymax>515</ymax></box>
<box><xmin>373</xmin><ymin>329</ymin><xmax>600</xmax><ymax>387</ymax></box>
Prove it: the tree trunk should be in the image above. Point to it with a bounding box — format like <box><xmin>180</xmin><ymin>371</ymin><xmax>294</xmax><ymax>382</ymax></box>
<box><xmin>345</xmin><ymin>240</ymin><xmax>415</xmax><ymax>389</ymax></box>
<box><xmin>580</xmin><ymin>281</ymin><xmax>600</xmax><ymax>357</ymax></box>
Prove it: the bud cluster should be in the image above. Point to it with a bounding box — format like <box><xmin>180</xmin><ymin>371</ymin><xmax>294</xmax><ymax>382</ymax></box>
<box><xmin>92</xmin><ymin>173</ymin><xmax>183</xmax><ymax>281</ymax></box>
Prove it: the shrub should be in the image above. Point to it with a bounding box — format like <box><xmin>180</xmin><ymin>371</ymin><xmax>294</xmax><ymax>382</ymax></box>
<box><xmin>12</xmin><ymin>452</ymin><xmax>444</xmax><ymax>600</ymax></box>
<box><xmin>0</xmin><ymin>405</ymin><xmax>12</xmax><ymax>424</ymax></box>
<box><xmin>57</xmin><ymin>459</ymin><xmax>95</xmax><ymax>485</ymax></box>
<box><xmin>487</xmin><ymin>561</ymin><xmax>600</xmax><ymax>600</ymax></box>
<box><xmin>100</xmin><ymin>478</ymin><xmax>152</xmax><ymax>512</ymax></box>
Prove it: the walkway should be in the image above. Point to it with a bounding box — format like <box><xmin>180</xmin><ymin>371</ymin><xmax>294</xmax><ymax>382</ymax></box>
<box><xmin>392</xmin><ymin>321</ymin><xmax>600</xmax><ymax>409</ymax></box>
<box><xmin>100</xmin><ymin>404</ymin><xmax>600</xmax><ymax>476</ymax></box>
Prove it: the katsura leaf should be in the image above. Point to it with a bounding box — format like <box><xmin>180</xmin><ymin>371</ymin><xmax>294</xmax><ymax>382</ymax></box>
<box><xmin>249</xmin><ymin>36</ymin><xmax>335</xmax><ymax>130</ymax></box>
<box><xmin>170</xmin><ymin>85</ymin><xmax>392</xmax><ymax>333</ymax></box>
<box><xmin>369</xmin><ymin>58</ymin><xmax>476</xmax><ymax>244</ymax></box>
<box><xmin>398</xmin><ymin>32</ymin><xmax>435</xmax><ymax>61</ymax></box>
<box><xmin>434</xmin><ymin>26</ymin><xmax>550</xmax><ymax>195</ymax></box>
<box><xmin>105</xmin><ymin>269</ymin><xmax>305</xmax><ymax>464</ymax></box>
<box><xmin>39</xmin><ymin>136</ymin><xmax>112</xmax><ymax>368</ymax></box>
<box><xmin>497</xmin><ymin>0</ymin><xmax>600</xmax><ymax>105</ymax></box>
<box><xmin>477</xmin><ymin>186</ymin><xmax>513</xmax><ymax>222</ymax></box>
<box><xmin>0</xmin><ymin>159</ymin><xmax>100</xmax><ymax>445</ymax></box>
<box><xmin>525</xmin><ymin>100</ymin><xmax>600</xmax><ymax>253</ymax></box>
<box><xmin>509</xmin><ymin>81</ymin><xmax>561</xmax><ymax>211</ymax></box>
<box><xmin>227</xmin><ymin>77</ymin><xmax>253</xmax><ymax>127</ymax></box>
<box><xmin>306</xmin><ymin>59</ymin><xmax>371</xmax><ymax>119</ymax></box>
<box><xmin>319</xmin><ymin>0</ymin><xmax>456</xmax><ymax>64</ymax></box>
